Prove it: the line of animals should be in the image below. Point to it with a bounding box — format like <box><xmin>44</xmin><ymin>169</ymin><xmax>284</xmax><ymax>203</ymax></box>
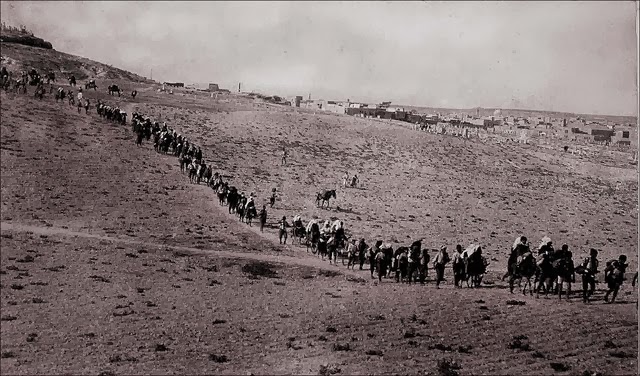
<box><xmin>120</xmin><ymin>104</ymin><xmax>638</xmax><ymax>304</ymax></box>
<box><xmin>11</xmin><ymin>77</ymin><xmax>635</xmax><ymax>305</ymax></box>
<box><xmin>0</xmin><ymin>67</ymin><xmax>137</xmax><ymax>100</ymax></box>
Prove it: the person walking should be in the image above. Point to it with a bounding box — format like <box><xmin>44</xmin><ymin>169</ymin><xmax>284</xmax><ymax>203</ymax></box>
<box><xmin>433</xmin><ymin>246</ymin><xmax>450</xmax><ymax>288</ymax></box>
<box><xmin>281</xmin><ymin>147</ymin><xmax>288</xmax><ymax>166</ymax></box>
<box><xmin>452</xmin><ymin>244</ymin><xmax>465</xmax><ymax>287</ymax></box>
<box><xmin>259</xmin><ymin>205</ymin><xmax>267</xmax><ymax>232</ymax></box>
<box><xmin>278</xmin><ymin>216</ymin><xmax>289</xmax><ymax>244</ymax></box>
<box><xmin>357</xmin><ymin>238</ymin><xmax>368</xmax><ymax>270</ymax></box>
<box><xmin>580</xmin><ymin>248</ymin><xmax>600</xmax><ymax>303</ymax></box>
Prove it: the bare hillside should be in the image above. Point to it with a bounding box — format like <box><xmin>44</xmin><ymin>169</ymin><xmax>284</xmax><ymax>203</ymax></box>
<box><xmin>0</xmin><ymin>32</ymin><xmax>152</xmax><ymax>83</ymax></box>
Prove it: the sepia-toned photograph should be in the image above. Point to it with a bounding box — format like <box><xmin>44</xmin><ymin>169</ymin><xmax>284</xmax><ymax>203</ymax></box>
<box><xmin>0</xmin><ymin>1</ymin><xmax>638</xmax><ymax>375</ymax></box>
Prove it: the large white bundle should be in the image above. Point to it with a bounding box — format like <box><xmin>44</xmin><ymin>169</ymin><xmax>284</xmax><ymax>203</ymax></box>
<box><xmin>512</xmin><ymin>237</ymin><xmax>524</xmax><ymax>251</ymax></box>
<box><xmin>462</xmin><ymin>244</ymin><xmax>481</xmax><ymax>258</ymax></box>
<box><xmin>305</xmin><ymin>219</ymin><xmax>318</xmax><ymax>233</ymax></box>
<box><xmin>538</xmin><ymin>236</ymin><xmax>552</xmax><ymax>251</ymax></box>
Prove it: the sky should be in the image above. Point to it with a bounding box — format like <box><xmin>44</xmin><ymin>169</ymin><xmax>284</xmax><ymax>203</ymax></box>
<box><xmin>1</xmin><ymin>1</ymin><xmax>638</xmax><ymax>116</ymax></box>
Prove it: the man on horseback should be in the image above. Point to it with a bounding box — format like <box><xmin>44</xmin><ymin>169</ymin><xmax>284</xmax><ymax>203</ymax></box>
<box><xmin>291</xmin><ymin>215</ymin><xmax>305</xmax><ymax>242</ymax></box>
<box><xmin>503</xmin><ymin>236</ymin><xmax>529</xmax><ymax>281</ymax></box>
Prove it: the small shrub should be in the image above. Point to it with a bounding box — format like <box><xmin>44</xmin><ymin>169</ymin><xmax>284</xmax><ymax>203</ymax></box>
<box><xmin>154</xmin><ymin>344</ymin><xmax>168</xmax><ymax>352</ymax></box>
<box><xmin>17</xmin><ymin>255</ymin><xmax>34</xmax><ymax>263</ymax></box>
<box><xmin>326</xmin><ymin>326</ymin><xmax>337</xmax><ymax>333</ymax></box>
<box><xmin>1</xmin><ymin>315</ymin><xmax>17</xmax><ymax>321</ymax></box>
<box><xmin>1</xmin><ymin>351</ymin><xmax>15</xmax><ymax>358</ymax></box>
<box><xmin>437</xmin><ymin>359</ymin><xmax>462</xmax><ymax>376</ymax></box>
<box><xmin>506</xmin><ymin>300</ymin><xmax>526</xmax><ymax>306</ymax></box>
<box><xmin>10</xmin><ymin>283</ymin><xmax>24</xmax><ymax>290</ymax></box>
<box><xmin>531</xmin><ymin>351</ymin><xmax>546</xmax><ymax>359</ymax></box>
<box><xmin>457</xmin><ymin>345</ymin><xmax>472</xmax><ymax>354</ymax></box>
<box><xmin>209</xmin><ymin>354</ymin><xmax>228</xmax><ymax>363</ymax></box>
<box><xmin>365</xmin><ymin>349</ymin><xmax>383</xmax><ymax>356</ymax></box>
<box><xmin>609</xmin><ymin>351</ymin><xmax>632</xmax><ymax>358</ymax></box>
<box><xmin>31</xmin><ymin>297</ymin><xmax>46</xmax><ymax>304</ymax></box>
<box><xmin>212</xmin><ymin>319</ymin><xmax>227</xmax><ymax>325</ymax></box>
<box><xmin>549</xmin><ymin>362</ymin><xmax>570</xmax><ymax>372</ymax></box>
<box><xmin>403</xmin><ymin>329</ymin><xmax>418</xmax><ymax>339</ymax></box>
<box><xmin>318</xmin><ymin>269</ymin><xmax>341</xmax><ymax>278</ymax></box>
<box><xmin>332</xmin><ymin>343</ymin><xmax>350</xmax><ymax>352</ymax></box>
<box><xmin>318</xmin><ymin>363</ymin><xmax>341</xmax><ymax>375</ymax></box>
<box><xmin>508</xmin><ymin>339</ymin><xmax>531</xmax><ymax>351</ymax></box>
<box><xmin>430</xmin><ymin>343</ymin><xmax>453</xmax><ymax>351</ymax></box>
<box><xmin>241</xmin><ymin>261</ymin><xmax>279</xmax><ymax>279</ymax></box>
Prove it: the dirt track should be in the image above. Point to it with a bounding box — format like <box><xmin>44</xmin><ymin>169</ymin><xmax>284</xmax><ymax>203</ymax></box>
<box><xmin>1</xmin><ymin>86</ymin><xmax>637</xmax><ymax>375</ymax></box>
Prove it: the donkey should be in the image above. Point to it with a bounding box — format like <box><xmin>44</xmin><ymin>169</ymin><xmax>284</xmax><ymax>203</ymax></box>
<box><xmin>316</xmin><ymin>189</ymin><xmax>336</xmax><ymax>208</ymax></box>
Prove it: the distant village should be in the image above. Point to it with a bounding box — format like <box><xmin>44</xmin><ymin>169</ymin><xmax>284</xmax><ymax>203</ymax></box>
<box><xmin>162</xmin><ymin>81</ymin><xmax>638</xmax><ymax>152</ymax></box>
<box><xmin>288</xmin><ymin>97</ymin><xmax>637</xmax><ymax>149</ymax></box>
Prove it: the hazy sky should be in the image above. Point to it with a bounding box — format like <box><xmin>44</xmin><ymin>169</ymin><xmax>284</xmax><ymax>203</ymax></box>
<box><xmin>1</xmin><ymin>1</ymin><xmax>637</xmax><ymax>116</ymax></box>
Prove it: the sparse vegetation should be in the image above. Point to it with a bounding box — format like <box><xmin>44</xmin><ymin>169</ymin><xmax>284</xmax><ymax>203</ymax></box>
<box><xmin>437</xmin><ymin>359</ymin><xmax>462</xmax><ymax>376</ymax></box>
<box><xmin>241</xmin><ymin>261</ymin><xmax>279</xmax><ymax>279</ymax></box>
<box><xmin>208</xmin><ymin>354</ymin><xmax>228</xmax><ymax>363</ymax></box>
<box><xmin>550</xmin><ymin>362</ymin><xmax>571</xmax><ymax>372</ymax></box>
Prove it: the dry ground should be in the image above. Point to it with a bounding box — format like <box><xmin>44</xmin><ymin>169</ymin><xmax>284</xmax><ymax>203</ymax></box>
<box><xmin>1</xmin><ymin>84</ymin><xmax>638</xmax><ymax>376</ymax></box>
<box><xmin>134</xmin><ymin>88</ymin><xmax>638</xmax><ymax>270</ymax></box>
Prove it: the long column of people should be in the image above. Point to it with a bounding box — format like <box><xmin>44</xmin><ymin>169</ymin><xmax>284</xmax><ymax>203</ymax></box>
<box><xmin>1</xmin><ymin>71</ymin><xmax>635</xmax><ymax>305</ymax></box>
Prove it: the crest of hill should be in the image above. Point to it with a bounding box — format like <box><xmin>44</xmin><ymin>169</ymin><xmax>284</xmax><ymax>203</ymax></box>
<box><xmin>1</xmin><ymin>27</ymin><xmax>153</xmax><ymax>83</ymax></box>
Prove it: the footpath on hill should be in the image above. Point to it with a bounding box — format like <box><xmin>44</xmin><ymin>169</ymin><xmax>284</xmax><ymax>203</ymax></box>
<box><xmin>0</xmin><ymin>221</ymin><xmax>364</xmax><ymax>278</ymax></box>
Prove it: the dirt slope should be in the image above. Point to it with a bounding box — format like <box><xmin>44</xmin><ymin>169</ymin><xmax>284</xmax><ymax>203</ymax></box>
<box><xmin>1</xmin><ymin>78</ymin><xmax>637</xmax><ymax>376</ymax></box>
<box><xmin>1</xmin><ymin>40</ymin><xmax>151</xmax><ymax>82</ymax></box>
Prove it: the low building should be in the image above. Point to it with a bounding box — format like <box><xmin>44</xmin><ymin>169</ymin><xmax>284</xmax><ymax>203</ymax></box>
<box><xmin>208</xmin><ymin>83</ymin><xmax>219</xmax><ymax>92</ymax></box>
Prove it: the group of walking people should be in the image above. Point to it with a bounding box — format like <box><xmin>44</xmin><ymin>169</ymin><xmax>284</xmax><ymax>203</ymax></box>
<box><xmin>32</xmin><ymin>76</ymin><xmax>636</xmax><ymax>304</ymax></box>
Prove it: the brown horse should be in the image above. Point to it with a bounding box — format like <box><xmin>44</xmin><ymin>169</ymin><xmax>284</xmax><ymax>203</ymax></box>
<box><xmin>316</xmin><ymin>189</ymin><xmax>336</xmax><ymax>208</ymax></box>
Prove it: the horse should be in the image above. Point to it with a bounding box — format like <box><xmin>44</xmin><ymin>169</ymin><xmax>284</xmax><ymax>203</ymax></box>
<box><xmin>188</xmin><ymin>163</ymin><xmax>198</xmax><ymax>183</ymax></box>
<box><xmin>226</xmin><ymin>187</ymin><xmax>239</xmax><ymax>214</ymax></box>
<box><xmin>69</xmin><ymin>75</ymin><xmax>76</xmax><ymax>86</ymax></box>
<box><xmin>316</xmin><ymin>189</ymin><xmax>336</xmax><ymax>208</ymax></box>
<box><xmin>306</xmin><ymin>222</ymin><xmax>320</xmax><ymax>252</ymax></box>
<box><xmin>85</xmin><ymin>79</ymin><xmax>97</xmax><ymax>91</ymax></box>
<box><xmin>291</xmin><ymin>220</ymin><xmax>306</xmax><ymax>244</ymax></box>
<box><xmin>131</xmin><ymin>90</ymin><xmax>137</xmax><ymax>99</ymax></box>
<box><xmin>317</xmin><ymin>236</ymin><xmax>329</xmax><ymax>260</ymax></box>
<box><xmin>534</xmin><ymin>253</ymin><xmax>557</xmax><ymax>297</ymax></box>
<box><xmin>108</xmin><ymin>84</ymin><xmax>121</xmax><ymax>96</ymax></box>
<box><xmin>464</xmin><ymin>246</ymin><xmax>488</xmax><ymax>288</ymax></box>
<box><xmin>46</xmin><ymin>72</ymin><xmax>55</xmax><ymax>84</ymax></box>
<box><xmin>508</xmin><ymin>252</ymin><xmax>537</xmax><ymax>295</ymax></box>
<box><xmin>217</xmin><ymin>185</ymin><xmax>228</xmax><ymax>206</ymax></box>
<box><xmin>245</xmin><ymin>205</ymin><xmax>257</xmax><ymax>226</ymax></box>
